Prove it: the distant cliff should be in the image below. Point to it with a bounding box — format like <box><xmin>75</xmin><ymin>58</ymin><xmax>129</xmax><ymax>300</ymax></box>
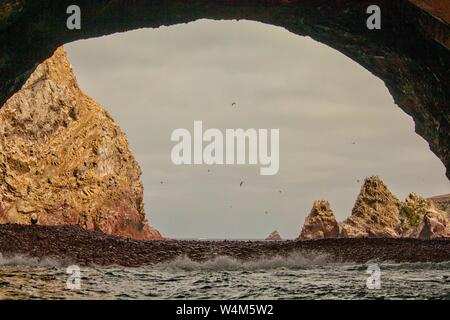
<box><xmin>299</xmin><ymin>176</ymin><xmax>449</xmax><ymax>240</ymax></box>
<box><xmin>0</xmin><ymin>47</ymin><xmax>162</xmax><ymax>240</ymax></box>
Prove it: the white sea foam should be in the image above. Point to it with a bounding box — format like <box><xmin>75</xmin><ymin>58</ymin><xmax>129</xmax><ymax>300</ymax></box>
<box><xmin>154</xmin><ymin>252</ymin><xmax>331</xmax><ymax>271</ymax></box>
<box><xmin>0</xmin><ymin>253</ymin><xmax>62</xmax><ymax>267</ymax></box>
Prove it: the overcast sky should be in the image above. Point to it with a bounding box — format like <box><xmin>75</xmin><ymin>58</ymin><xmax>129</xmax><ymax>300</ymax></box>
<box><xmin>65</xmin><ymin>20</ymin><xmax>449</xmax><ymax>239</ymax></box>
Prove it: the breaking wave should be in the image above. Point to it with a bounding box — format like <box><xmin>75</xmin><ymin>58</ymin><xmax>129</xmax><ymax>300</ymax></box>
<box><xmin>154</xmin><ymin>252</ymin><xmax>331</xmax><ymax>271</ymax></box>
<box><xmin>0</xmin><ymin>253</ymin><xmax>63</xmax><ymax>267</ymax></box>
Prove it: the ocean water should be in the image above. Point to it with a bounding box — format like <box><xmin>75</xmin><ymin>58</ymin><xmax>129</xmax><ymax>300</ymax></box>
<box><xmin>0</xmin><ymin>253</ymin><xmax>449</xmax><ymax>300</ymax></box>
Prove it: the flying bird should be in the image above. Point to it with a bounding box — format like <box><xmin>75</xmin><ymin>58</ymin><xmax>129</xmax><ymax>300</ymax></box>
<box><xmin>240</xmin><ymin>181</ymin><xmax>244</xmax><ymax>187</ymax></box>
<box><xmin>232</xmin><ymin>102</ymin><xmax>237</xmax><ymax>107</ymax></box>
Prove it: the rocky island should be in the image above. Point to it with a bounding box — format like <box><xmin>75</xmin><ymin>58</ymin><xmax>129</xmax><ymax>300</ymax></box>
<box><xmin>266</xmin><ymin>230</ymin><xmax>282</xmax><ymax>241</ymax></box>
<box><xmin>0</xmin><ymin>26</ymin><xmax>448</xmax><ymax>267</ymax></box>
<box><xmin>0</xmin><ymin>47</ymin><xmax>162</xmax><ymax>240</ymax></box>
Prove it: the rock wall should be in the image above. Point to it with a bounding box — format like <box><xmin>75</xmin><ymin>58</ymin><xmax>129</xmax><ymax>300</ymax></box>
<box><xmin>298</xmin><ymin>176</ymin><xmax>449</xmax><ymax>240</ymax></box>
<box><xmin>0</xmin><ymin>46</ymin><xmax>162</xmax><ymax>240</ymax></box>
<box><xmin>401</xmin><ymin>193</ymin><xmax>449</xmax><ymax>239</ymax></box>
<box><xmin>428</xmin><ymin>194</ymin><xmax>450</xmax><ymax>215</ymax></box>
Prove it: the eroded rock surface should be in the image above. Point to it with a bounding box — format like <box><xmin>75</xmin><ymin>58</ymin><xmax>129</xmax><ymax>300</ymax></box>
<box><xmin>298</xmin><ymin>177</ymin><xmax>449</xmax><ymax>240</ymax></box>
<box><xmin>0</xmin><ymin>47</ymin><xmax>162</xmax><ymax>240</ymax></box>
<box><xmin>1</xmin><ymin>224</ymin><xmax>450</xmax><ymax>266</ymax></box>
<box><xmin>340</xmin><ymin>176</ymin><xmax>401</xmax><ymax>238</ymax></box>
<box><xmin>299</xmin><ymin>200</ymin><xmax>339</xmax><ymax>240</ymax></box>
<box><xmin>0</xmin><ymin>1</ymin><xmax>449</xmax><ymax>179</ymax></box>
<box><xmin>266</xmin><ymin>230</ymin><xmax>282</xmax><ymax>240</ymax></box>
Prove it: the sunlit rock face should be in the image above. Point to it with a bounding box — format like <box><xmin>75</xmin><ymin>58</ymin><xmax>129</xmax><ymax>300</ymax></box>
<box><xmin>400</xmin><ymin>193</ymin><xmax>436</xmax><ymax>234</ymax></box>
<box><xmin>339</xmin><ymin>176</ymin><xmax>402</xmax><ymax>238</ymax></box>
<box><xmin>298</xmin><ymin>200</ymin><xmax>340</xmax><ymax>240</ymax></box>
<box><xmin>428</xmin><ymin>194</ymin><xmax>450</xmax><ymax>215</ymax></box>
<box><xmin>297</xmin><ymin>177</ymin><xmax>450</xmax><ymax>240</ymax></box>
<box><xmin>0</xmin><ymin>1</ymin><xmax>448</xmax><ymax>179</ymax></box>
<box><xmin>0</xmin><ymin>47</ymin><xmax>162</xmax><ymax>240</ymax></box>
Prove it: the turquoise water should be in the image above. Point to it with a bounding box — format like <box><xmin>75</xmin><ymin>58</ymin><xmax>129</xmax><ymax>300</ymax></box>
<box><xmin>0</xmin><ymin>253</ymin><xmax>449</xmax><ymax>299</ymax></box>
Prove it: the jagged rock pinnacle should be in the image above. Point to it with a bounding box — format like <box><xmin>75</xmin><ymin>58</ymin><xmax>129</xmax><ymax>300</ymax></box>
<box><xmin>0</xmin><ymin>47</ymin><xmax>162</xmax><ymax>240</ymax></box>
<box><xmin>299</xmin><ymin>200</ymin><xmax>339</xmax><ymax>240</ymax></box>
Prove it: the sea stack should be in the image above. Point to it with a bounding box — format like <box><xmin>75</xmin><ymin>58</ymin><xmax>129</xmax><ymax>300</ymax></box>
<box><xmin>400</xmin><ymin>193</ymin><xmax>449</xmax><ymax>239</ymax></box>
<box><xmin>0</xmin><ymin>47</ymin><xmax>162</xmax><ymax>240</ymax></box>
<box><xmin>339</xmin><ymin>176</ymin><xmax>401</xmax><ymax>238</ymax></box>
<box><xmin>299</xmin><ymin>200</ymin><xmax>339</xmax><ymax>240</ymax></box>
<box><xmin>428</xmin><ymin>194</ymin><xmax>450</xmax><ymax>215</ymax></box>
<box><xmin>265</xmin><ymin>230</ymin><xmax>282</xmax><ymax>240</ymax></box>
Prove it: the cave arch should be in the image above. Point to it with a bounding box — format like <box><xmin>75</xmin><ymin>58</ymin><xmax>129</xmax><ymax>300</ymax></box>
<box><xmin>0</xmin><ymin>0</ymin><xmax>448</xmax><ymax>178</ymax></box>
